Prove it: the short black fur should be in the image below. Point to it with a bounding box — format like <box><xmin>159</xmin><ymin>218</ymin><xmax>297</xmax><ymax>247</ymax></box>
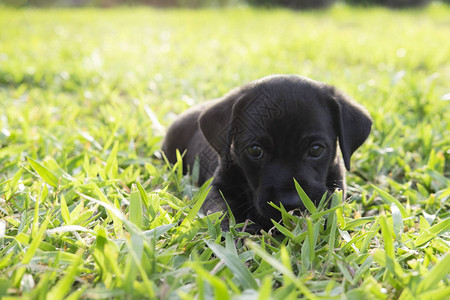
<box><xmin>162</xmin><ymin>75</ymin><xmax>372</xmax><ymax>231</ymax></box>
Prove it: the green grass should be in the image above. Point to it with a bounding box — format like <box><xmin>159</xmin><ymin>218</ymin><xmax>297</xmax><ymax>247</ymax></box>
<box><xmin>0</xmin><ymin>3</ymin><xmax>449</xmax><ymax>299</ymax></box>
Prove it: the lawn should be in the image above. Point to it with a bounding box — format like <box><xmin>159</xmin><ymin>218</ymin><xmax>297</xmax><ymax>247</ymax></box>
<box><xmin>0</xmin><ymin>3</ymin><xmax>449</xmax><ymax>299</ymax></box>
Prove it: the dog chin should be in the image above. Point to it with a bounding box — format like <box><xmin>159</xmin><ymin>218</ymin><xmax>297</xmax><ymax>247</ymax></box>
<box><xmin>254</xmin><ymin>199</ymin><xmax>283</xmax><ymax>222</ymax></box>
<box><xmin>254</xmin><ymin>188</ymin><xmax>332</xmax><ymax>223</ymax></box>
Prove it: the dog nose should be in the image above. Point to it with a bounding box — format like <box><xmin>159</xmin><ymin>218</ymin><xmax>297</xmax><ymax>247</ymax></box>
<box><xmin>280</xmin><ymin>194</ymin><xmax>302</xmax><ymax>211</ymax></box>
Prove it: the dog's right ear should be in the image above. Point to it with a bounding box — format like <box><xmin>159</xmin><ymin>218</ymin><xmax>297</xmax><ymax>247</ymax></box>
<box><xmin>198</xmin><ymin>91</ymin><xmax>243</xmax><ymax>157</ymax></box>
<box><xmin>329</xmin><ymin>88</ymin><xmax>372</xmax><ymax>171</ymax></box>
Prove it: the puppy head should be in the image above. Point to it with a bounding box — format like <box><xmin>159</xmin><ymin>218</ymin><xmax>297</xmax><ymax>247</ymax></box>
<box><xmin>199</xmin><ymin>75</ymin><xmax>372</xmax><ymax>226</ymax></box>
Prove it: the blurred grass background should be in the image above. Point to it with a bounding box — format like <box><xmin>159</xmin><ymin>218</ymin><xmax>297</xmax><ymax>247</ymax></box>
<box><xmin>0</xmin><ymin>1</ymin><xmax>449</xmax><ymax>299</ymax></box>
<box><xmin>1</xmin><ymin>0</ymin><xmax>448</xmax><ymax>7</ymax></box>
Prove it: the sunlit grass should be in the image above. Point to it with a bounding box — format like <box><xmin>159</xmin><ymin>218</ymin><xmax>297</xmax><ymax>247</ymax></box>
<box><xmin>0</xmin><ymin>3</ymin><xmax>449</xmax><ymax>299</ymax></box>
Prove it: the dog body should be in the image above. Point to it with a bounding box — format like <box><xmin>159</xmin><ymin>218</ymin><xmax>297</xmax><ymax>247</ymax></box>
<box><xmin>162</xmin><ymin>75</ymin><xmax>371</xmax><ymax>231</ymax></box>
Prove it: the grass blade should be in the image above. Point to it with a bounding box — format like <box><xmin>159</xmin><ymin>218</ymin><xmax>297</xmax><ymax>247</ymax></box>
<box><xmin>105</xmin><ymin>142</ymin><xmax>119</xmax><ymax>179</ymax></box>
<box><xmin>306</xmin><ymin>217</ymin><xmax>315</xmax><ymax>265</ymax></box>
<box><xmin>379</xmin><ymin>215</ymin><xmax>394</xmax><ymax>259</ymax></box>
<box><xmin>129</xmin><ymin>185</ymin><xmax>143</xmax><ymax>229</ymax></box>
<box><xmin>26</xmin><ymin>156</ymin><xmax>59</xmax><ymax>188</ymax></box>
<box><xmin>206</xmin><ymin>240</ymin><xmax>258</xmax><ymax>290</ymax></box>
<box><xmin>294</xmin><ymin>179</ymin><xmax>317</xmax><ymax>214</ymax></box>
<box><xmin>416</xmin><ymin>252</ymin><xmax>450</xmax><ymax>294</ymax></box>
<box><xmin>60</xmin><ymin>194</ymin><xmax>70</xmax><ymax>225</ymax></box>
<box><xmin>191</xmin><ymin>263</ymin><xmax>230</xmax><ymax>300</ymax></box>
<box><xmin>414</xmin><ymin>217</ymin><xmax>450</xmax><ymax>247</ymax></box>
<box><xmin>391</xmin><ymin>203</ymin><xmax>403</xmax><ymax>240</ymax></box>
<box><xmin>47</xmin><ymin>250</ymin><xmax>83</xmax><ymax>300</ymax></box>
<box><xmin>13</xmin><ymin>214</ymin><xmax>51</xmax><ymax>287</ymax></box>
<box><xmin>372</xmin><ymin>185</ymin><xmax>408</xmax><ymax>218</ymax></box>
<box><xmin>178</xmin><ymin>178</ymin><xmax>212</xmax><ymax>231</ymax></box>
<box><xmin>247</xmin><ymin>241</ymin><xmax>317</xmax><ymax>299</ymax></box>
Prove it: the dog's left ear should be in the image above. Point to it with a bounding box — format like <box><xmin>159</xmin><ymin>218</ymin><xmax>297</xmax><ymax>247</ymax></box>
<box><xmin>198</xmin><ymin>89</ymin><xmax>244</xmax><ymax>158</ymax></box>
<box><xmin>329</xmin><ymin>88</ymin><xmax>372</xmax><ymax>170</ymax></box>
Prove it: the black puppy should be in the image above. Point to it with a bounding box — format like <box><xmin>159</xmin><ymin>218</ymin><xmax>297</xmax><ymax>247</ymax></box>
<box><xmin>162</xmin><ymin>75</ymin><xmax>371</xmax><ymax>231</ymax></box>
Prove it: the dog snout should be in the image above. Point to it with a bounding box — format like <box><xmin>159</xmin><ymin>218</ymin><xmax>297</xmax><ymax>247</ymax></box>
<box><xmin>279</xmin><ymin>193</ymin><xmax>302</xmax><ymax>211</ymax></box>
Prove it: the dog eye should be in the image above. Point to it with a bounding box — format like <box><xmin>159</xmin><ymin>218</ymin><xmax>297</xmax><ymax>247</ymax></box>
<box><xmin>247</xmin><ymin>145</ymin><xmax>264</xmax><ymax>159</ymax></box>
<box><xmin>308</xmin><ymin>144</ymin><xmax>324</xmax><ymax>157</ymax></box>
